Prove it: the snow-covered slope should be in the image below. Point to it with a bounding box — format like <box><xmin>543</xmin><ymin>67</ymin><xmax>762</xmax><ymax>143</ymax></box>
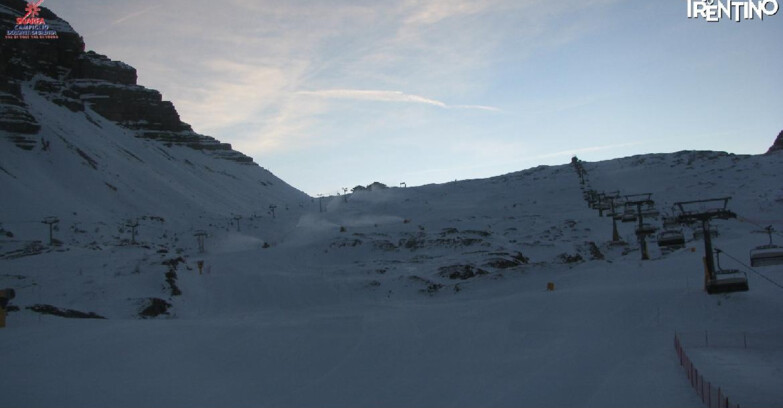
<box><xmin>1</xmin><ymin>148</ymin><xmax>782</xmax><ymax>407</ymax></box>
<box><xmin>2</xmin><ymin>2</ymin><xmax>783</xmax><ymax>406</ymax></box>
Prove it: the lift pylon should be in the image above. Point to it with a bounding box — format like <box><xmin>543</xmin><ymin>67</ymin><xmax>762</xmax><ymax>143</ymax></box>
<box><xmin>625</xmin><ymin>194</ymin><xmax>656</xmax><ymax>260</ymax></box>
<box><xmin>674</xmin><ymin>197</ymin><xmax>747</xmax><ymax>294</ymax></box>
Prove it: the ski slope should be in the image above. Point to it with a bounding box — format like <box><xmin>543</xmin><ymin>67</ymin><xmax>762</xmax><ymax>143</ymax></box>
<box><xmin>2</xmin><ymin>148</ymin><xmax>782</xmax><ymax>407</ymax></box>
<box><xmin>0</xmin><ymin>82</ymin><xmax>308</xmax><ymax>236</ymax></box>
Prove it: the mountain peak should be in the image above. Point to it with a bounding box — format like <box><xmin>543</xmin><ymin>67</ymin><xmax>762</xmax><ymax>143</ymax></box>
<box><xmin>767</xmin><ymin>130</ymin><xmax>783</xmax><ymax>154</ymax></box>
<box><xmin>0</xmin><ymin>0</ymin><xmax>253</xmax><ymax>164</ymax></box>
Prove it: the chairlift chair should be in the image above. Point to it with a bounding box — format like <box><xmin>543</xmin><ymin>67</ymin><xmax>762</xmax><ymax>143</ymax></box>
<box><xmin>657</xmin><ymin>229</ymin><xmax>685</xmax><ymax>249</ymax></box>
<box><xmin>707</xmin><ymin>249</ymin><xmax>749</xmax><ymax>294</ymax></box>
<box><xmin>621</xmin><ymin>206</ymin><xmax>637</xmax><ymax>223</ymax></box>
<box><xmin>749</xmin><ymin>226</ymin><xmax>783</xmax><ymax>267</ymax></box>
<box><xmin>662</xmin><ymin>216</ymin><xmax>679</xmax><ymax>230</ymax></box>
<box><xmin>641</xmin><ymin>203</ymin><xmax>660</xmax><ymax>219</ymax></box>
<box><xmin>635</xmin><ymin>223</ymin><xmax>657</xmax><ymax>236</ymax></box>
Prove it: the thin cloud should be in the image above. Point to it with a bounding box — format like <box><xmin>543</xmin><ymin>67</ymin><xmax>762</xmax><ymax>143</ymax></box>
<box><xmin>297</xmin><ymin>89</ymin><xmax>500</xmax><ymax>112</ymax></box>
<box><xmin>112</xmin><ymin>4</ymin><xmax>164</xmax><ymax>25</ymax></box>
<box><xmin>80</xmin><ymin>4</ymin><xmax>167</xmax><ymax>37</ymax></box>
<box><xmin>534</xmin><ymin>141</ymin><xmax>648</xmax><ymax>160</ymax></box>
<box><xmin>452</xmin><ymin>104</ymin><xmax>503</xmax><ymax>112</ymax></box>
<box><xmin>403</xmin><ymin>0</ymin><xmax>497</xmax><ymax>25</ymax></box>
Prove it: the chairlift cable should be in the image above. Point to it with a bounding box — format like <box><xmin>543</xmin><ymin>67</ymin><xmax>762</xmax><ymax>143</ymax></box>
<box><xmin>715</xmin><ymin>247</ymin><xmax>783</xmax><ymax>290</ymax></box>
<box><xmin>737</xmin><ymin>217</ymin><xmax>783</xmax><ymax>240</ymax></box>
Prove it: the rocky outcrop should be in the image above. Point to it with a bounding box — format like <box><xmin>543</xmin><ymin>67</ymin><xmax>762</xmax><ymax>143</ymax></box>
<box><xmin>0</xmin><ymin>0</ymin><xmax>255</xmax><ymax>164</ymax></box>
<box><xmin>72</xmin><ymin>51</ymin><xmax>137</xmax><ymax>85</ymax></box>
<box><xmin>137</xmin><ymin>130</ymin><xmax>255</xmax><ymax>163</ymax></box>
<box><xmin>0</xmin><ymin>76</ymin><xmax>39</xmax><ymax>149</ymax></box>
<box><xmin>767</xmin><ymin>130</ymin><xmax>783</xmax><ymax>154</ymax></box>
<box><xmin>70</xmin><ymin>79</ymin><xmax>189</xmax><ymax>132</ymax></box>
<box><xmin>32</xmin><ymin>76</ymin><xmax>84</xmax><ymax>112</ymax></box>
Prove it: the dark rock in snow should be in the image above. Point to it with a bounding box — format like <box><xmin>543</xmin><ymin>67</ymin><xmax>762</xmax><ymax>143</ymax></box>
<box><xmin>484</xmin><ymin>252</ymin><xmax>529</xmax><ymax>269</ymax></box>
<box><xmin>558</xmin><ymin>253</ymin><xmax>584</xmax><ymax>264</ymax></box>
<box><xmin>162</xmin><ymin>257</ymin><xmax>185</xmax><ymax>297</ymax></box>
<box><xmin>438</xmin><ymin>264</ymin><xmax>490</xmax><ymax>280</ymax></box>
<box><xmin>408</xmin><ymin>275</ymin><xmax>443</xmax><ymax>294</ymax></box>
<box><xmin>139</xmin><ymin>298</ymin><xmax>172</xmax><ymax>318</ymax></box>
<box><xmin>586</xmin><ymin>242</ymin><xmax>604</xmax><ymax>260</ymax></box>
<box><xmin>484</xmin><ymin>258</ymin><xmax>521</xmax><ymax>269</ymax></box>
<box><xmin>331</xmin><ymin>238</ymin><xmax>363</xmax><ymax>248</ymax></box>
<box><xmin>27</xmin><ymin>304</ymin><xmax>106</xmax><ymax>319</ymax></box>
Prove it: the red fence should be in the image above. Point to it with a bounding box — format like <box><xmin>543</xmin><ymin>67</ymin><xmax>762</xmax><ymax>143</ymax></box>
<box><xmin>674</xmin><ymin>333</ymin><xmax>740</xmax><ymax>408</ymax></box>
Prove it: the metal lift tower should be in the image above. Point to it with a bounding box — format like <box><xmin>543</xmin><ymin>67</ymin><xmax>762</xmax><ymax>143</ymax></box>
<box><xmin>674</xmin><ymin>197</ymin><xmax>747</xmax><ymax>294</ymax></box>
<box><xmin>624</xmin><ymin>193</ymin><xmax>656</xmax><ymax>260</ymax></box>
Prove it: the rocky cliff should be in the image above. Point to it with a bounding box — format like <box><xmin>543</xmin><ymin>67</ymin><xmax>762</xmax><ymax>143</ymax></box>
<box><xmin>767</xmin><ymin>130</ymin><xmax>783</xmax><ymax>154</ymax></box>
<box><xmin>0</xmin><ymin>0</ymin><xmax>252</xmax><ymax>163</ymax></box>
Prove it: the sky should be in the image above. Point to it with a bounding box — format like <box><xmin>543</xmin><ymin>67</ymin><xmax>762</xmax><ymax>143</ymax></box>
<box><xmin>42</xmin><ymin>0</ymin><xmax>783</xmax><ymax>196</ymax></box>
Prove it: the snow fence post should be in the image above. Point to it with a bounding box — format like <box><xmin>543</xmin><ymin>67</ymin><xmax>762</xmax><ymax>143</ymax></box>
<box><xmin>703</xmin><ymin>376</ymin><xmax>707</xmax><ymax>403</ymax></box>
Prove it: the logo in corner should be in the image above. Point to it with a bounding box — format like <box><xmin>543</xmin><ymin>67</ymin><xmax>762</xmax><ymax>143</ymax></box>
<box><xmin>5</xmin><ymin>0</ymin><xmax>59</xmax><ymax>40</ymax></box>
<box><xmin>687</xmin><ymin>0</ymin><xmax>780</xmax><ymax>22</ymax></box>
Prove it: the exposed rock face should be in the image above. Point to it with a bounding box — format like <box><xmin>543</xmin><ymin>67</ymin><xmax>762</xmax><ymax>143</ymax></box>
<box><xmin>71</xmin><ymin>79</ymin><xmax>189</xmax><ymax>132</ymax></box>
<box><xmin>0</xmin><ymin>0</ymin><xmax>254</xmax><ymax>164</ymax></box>
<box><xmin>0</xmin><ymin>76</ymin><xmax>40</xmax><ymax>146</ymax></box>
<box><xmin>767</xmin><ymin>130</ymin><xmax>783</xmax><ymax>154</ymax></box>
<box><xmin>72</xmin><ymin>51</ymin><xmax>137</xmax><ymax>85</ymax></box>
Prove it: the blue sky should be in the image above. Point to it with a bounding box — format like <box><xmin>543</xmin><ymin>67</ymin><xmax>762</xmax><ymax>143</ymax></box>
<box><xmin>45</xmin><ymin>0</ymin><xmax>782</xmax><ymax>195</ymax></box>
